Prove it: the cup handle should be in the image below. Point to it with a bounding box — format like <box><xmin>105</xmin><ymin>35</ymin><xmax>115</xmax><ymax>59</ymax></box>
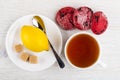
<box><xmin>97</xmin><ymin>60</ymin><xmax>107</xmax><ymax>68</ymax></box>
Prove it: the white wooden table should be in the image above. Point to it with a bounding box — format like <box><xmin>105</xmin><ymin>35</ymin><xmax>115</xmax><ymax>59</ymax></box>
<box><xmin>0</xmin><ymin>0</ymin><xmax>120</xmax><ymax>80</ymax></box>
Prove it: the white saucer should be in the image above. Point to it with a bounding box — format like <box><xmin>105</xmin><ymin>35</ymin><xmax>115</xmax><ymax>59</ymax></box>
<box><xmin>6</xmin><ymin>14</ymin><xmax>63</xmax><ymax>71</ymax></box>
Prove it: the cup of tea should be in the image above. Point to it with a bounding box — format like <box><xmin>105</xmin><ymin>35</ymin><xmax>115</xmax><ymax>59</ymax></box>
<box><xmin>64</xmin><ymin>32</ymin><xmax>105</xmax><ymax>68</ymax></box>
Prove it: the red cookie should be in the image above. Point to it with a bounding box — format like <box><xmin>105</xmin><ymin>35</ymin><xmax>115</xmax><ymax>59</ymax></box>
<box><xmin>91</xmin><ymin>11</ymin><xmax>108</xmax><ymax>35</ymax></box>
<box><xmin>73</xmin><ymin>6</ymin><xmax>93</xmax><ymax>30</ymax></box>
<box><xmin>55</xmin><ymin>7</ymin><xmax>75</xmax><ymax>30</ymax></box>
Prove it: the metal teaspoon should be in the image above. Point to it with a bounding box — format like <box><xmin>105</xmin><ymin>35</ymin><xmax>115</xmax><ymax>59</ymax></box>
<box><xmin>32</xmin><ymin>15</ymin><xmax>65</xmax><ymax>68</ymax></box>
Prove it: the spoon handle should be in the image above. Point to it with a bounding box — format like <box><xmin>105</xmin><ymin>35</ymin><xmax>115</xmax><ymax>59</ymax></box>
<box><xmin>49</xmin><ymin>40</ymin><xmax>65</xmax><ymax>68</ymax></box>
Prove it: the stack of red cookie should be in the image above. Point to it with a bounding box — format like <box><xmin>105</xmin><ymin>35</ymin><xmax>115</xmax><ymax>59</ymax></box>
<box><xmin>55</xmin><ymin>6</ymin><xmax>108</xmax><ymax>35</ymax></box>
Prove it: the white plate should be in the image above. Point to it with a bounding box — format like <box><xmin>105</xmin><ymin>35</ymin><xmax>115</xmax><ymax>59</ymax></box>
<box><xmin>6</xmin><ymin>14</ymin><xmax>62</xmax><ymax>71</ymax></box>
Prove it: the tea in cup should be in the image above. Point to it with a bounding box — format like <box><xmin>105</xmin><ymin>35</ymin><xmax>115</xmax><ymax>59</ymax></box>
<box><xmin>65</xmin><ymin>32</ymin><xmax>100</xmax><ymax>68</ymax></box>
